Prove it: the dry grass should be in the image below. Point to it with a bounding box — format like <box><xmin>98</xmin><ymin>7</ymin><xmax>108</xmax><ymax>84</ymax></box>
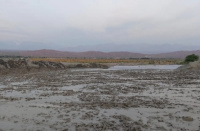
<box><xmin>29</xmin><ymin>58</ymin><xmax>182</xmax><ymax>65</ymax></box>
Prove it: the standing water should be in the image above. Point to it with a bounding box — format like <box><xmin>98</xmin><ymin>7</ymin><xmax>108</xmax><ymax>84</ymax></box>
<box><xmin>108</xmin><ymin>65</ymin><xmax>181</xmax><ymax>70</ymax></box>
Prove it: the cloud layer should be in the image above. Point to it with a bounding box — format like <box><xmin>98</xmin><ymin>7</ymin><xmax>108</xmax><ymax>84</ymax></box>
<box><xmin>0</xmin><ymin>0</ymin><xmax>200</xmax><ymax>52</ymax></box>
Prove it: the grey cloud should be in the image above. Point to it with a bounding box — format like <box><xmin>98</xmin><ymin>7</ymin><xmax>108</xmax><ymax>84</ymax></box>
<box><xmin>0</xmin><ymin>0</ymin><xmax>200</xmax><ymax>52</ymax></box>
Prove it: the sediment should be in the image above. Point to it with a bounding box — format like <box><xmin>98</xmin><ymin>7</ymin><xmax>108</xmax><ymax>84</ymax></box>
<box><xmin>0</xmin><ymin>68</ymin><xmax>199</xmax><ymax>130</ymax></box>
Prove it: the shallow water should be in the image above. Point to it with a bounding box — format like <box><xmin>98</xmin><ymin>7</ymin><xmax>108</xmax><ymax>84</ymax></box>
<box><xmin>109</xmin><ymin>65</ymin><xmax>181</xmax><ymax>70</ymax></box>
<box><xmin>71</xmin><ymin>65</ymin><xmax>182</xmax><ymax>72</ymax></box>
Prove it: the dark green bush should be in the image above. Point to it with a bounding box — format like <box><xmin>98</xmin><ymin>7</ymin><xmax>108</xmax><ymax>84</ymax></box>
<box><xmin>184</xmin><ymin>54</ymin><xmax>199</xmax><ymax>63</ymax></box>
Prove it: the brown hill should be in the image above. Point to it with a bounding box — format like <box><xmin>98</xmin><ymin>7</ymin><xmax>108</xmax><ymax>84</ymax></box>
<box><xmin>1</xmin><ymin>49</ymin><xmax>200</xmax><ymax>59</ymax></box>
<box><xmin>151</xmin><ymin>50</ymin><xmax>200</xmax><ymax>59</ymax></box>
<box><xmin>19</xmin><ymin>50</ymin><xmax>146</xmax><ymax>58</ymax></box>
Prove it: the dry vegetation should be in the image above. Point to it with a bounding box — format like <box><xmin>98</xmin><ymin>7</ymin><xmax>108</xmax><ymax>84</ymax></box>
<box><xmin>30</xmin><ymin>58</ymin><xmax>182</xmax><ymax>65</ymax></box>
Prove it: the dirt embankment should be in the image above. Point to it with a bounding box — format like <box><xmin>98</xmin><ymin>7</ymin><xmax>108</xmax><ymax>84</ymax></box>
<box><xmin>177</xmin><ymin>60</ymin><xmax>200</xmax><ymax>70</ymax></box>
<box><xmin>0</xmin><ymin>59</ymin><xmax>66</xmax><ymax>70</ymax></box>
<box><xmin>66</xmin><ymin>63</ymin><xmax>109</xmax><ymax>69</ymax></box>
<box><xmin>0</xmin><ymin>59</ymin><xmax>109</xmax><ymax>71</ymax></box>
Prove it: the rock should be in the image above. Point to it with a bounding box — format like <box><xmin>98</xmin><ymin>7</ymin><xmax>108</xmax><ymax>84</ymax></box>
<box><xmin>182</xmin><ymin>116</ymin><xmax>194</xmax><ymax>122</ymax></box>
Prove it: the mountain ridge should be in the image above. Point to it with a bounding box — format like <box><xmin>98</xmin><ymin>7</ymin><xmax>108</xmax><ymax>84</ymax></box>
<box><xmin>0</xmin><ymin>49</ymin><xmax>200</xmax><ymax>59</ymax></box>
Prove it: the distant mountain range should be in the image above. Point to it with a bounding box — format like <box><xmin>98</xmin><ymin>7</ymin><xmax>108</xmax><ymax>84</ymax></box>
<box><xmin>0</xmin><ymin>49</ymin><xmax>200</xmax><ymax>59</ymax></box>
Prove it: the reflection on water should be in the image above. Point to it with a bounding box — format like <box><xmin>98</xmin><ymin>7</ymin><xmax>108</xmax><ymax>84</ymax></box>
<box><xmin>108</xmin><ymin>65</ymin><xmax>181</xmax><ymax>70</ymax></box>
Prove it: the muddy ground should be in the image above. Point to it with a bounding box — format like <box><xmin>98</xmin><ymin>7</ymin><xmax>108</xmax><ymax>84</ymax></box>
<box><xmin>0</xmin><ymin>68</ymin><xmax>200</xmax><ymax>131</ymax></box>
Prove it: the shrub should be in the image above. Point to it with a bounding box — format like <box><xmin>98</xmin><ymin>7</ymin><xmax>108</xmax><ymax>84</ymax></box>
<box><xmin>184</xmin><ymin>54</ymin><xmax>199</xmax><ymax>63</ymax></box>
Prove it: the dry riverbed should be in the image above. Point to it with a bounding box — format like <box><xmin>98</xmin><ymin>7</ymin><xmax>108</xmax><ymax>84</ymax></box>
<box><xmin>0</xmin><ymin>68</ymin><xmax>200</xmax><ymax>131</ymax></box>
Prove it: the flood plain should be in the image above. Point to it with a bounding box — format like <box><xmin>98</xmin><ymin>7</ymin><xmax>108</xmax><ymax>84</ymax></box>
<box><xmin>0</xmin><ymin>65</ymin><xmax>200</xmax><ymax>131</ymax></box>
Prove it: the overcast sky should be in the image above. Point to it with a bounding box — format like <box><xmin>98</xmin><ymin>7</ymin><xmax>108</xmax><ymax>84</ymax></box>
<box><xmin>0</xmin><ymin>0</ymin><xmax>200</xmax><ymax>52</ymax></box>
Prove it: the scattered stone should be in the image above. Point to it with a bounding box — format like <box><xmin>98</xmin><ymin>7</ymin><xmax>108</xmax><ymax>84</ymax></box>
<box><xmin>182</xmin><ymin>116</ymin><xmax>194</xmax><ymax>122</ymax></box>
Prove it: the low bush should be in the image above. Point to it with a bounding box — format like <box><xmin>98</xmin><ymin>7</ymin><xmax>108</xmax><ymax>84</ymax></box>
<box><xmin>184</xmin><ymin>54</ymin><xmax>199</xmax><ymax>63</ymax></box>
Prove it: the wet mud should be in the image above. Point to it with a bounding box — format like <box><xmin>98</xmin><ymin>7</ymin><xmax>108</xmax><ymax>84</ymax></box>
<box><xmin>0</xmin><ymin>68</ymin><xmax>200</xmax><ymax>131</ymax></box>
